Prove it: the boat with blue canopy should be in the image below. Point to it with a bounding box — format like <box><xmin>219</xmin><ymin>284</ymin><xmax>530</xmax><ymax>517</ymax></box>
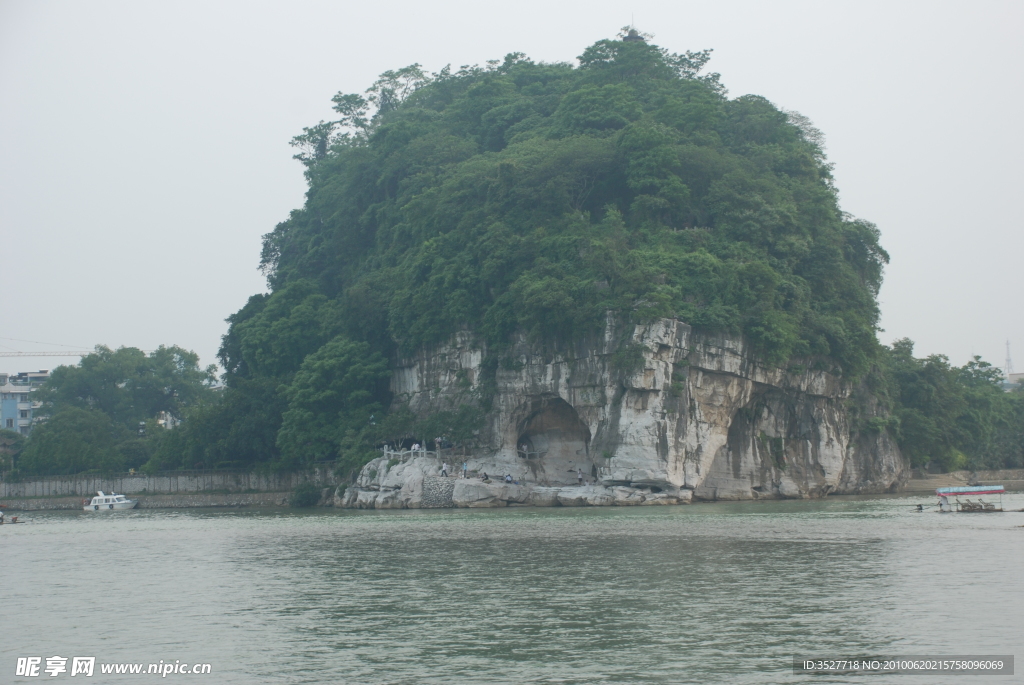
<box><xmin>936</xmin><ymin>485</ymin><xmax>1004</xmax><ymax>512</ymax></box>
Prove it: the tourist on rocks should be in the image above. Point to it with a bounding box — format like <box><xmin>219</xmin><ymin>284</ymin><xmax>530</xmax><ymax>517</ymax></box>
<box><xmin>441</xmin><ymin>462</ymin><xmax>448</xmax><ymax>477</ymax></box>
<box><xmin>505</xmin><ymin>474</ymin><xmax>513</xmax><ymax>483</ymax></box>
<box><xmin>462</xmin><ymin>461</ymin><xmax>468</xmax><ymax>479</ymax></box>
<box><xmin>577</xmin><ymin>468</ymin><xmax>583</xmax><ymax>486</ymax></box>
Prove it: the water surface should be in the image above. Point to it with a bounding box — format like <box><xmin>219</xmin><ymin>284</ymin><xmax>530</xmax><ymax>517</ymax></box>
<box><xmin>4</xmin><ymin>495</ymin><xmax>1023</xmax><ymax>683</ymax></box>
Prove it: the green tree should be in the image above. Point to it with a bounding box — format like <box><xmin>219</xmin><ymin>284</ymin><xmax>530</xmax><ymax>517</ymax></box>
<box><xmin>142</xmin><ymin>378</ymin><xmax>286</xmax><ymax>472</ymax></box>
<box><xmin>415</xmin><ymin>405</ymin><xmax>484</xmax><ymax>448</ymax></box>
<box><xmin>992</xmin><ymin>386</ymin><xmax>1024</xmax><ymax>468</ymax></box>
<box><xmin>0</xmin><ymin>428</ymin><xmax>25</xmax><ymax>473</ymax></box>
<box><xmin>884</xmin><ymin>339</ymin><xmax>1020</xmax><ymax>470</ymax></box>
<box><xmin>276</xmin><ymin>337</ymin><xmax>390</xmax><ymax>470</ymax></box>
<box><xmin>290</xmin><ymin>481</ymin><xmax>321</xmax><ymax>508</ymax></box>
<box><xmin>19</xmin><ymin>407</ymin><xmax>124</xmax><ymax>475</ymax></box>
<box><xmin>36</xmin><ymin>345</ymin><xmax>216</xmax><ymax>430</ymax></box>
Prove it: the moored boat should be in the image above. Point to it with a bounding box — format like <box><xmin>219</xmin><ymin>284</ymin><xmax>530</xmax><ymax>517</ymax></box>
<box><xmin>83</xmin><ymin>491</ymin><xmax>138</xmax><ymax>511</ymax></box>
<box><xmin>936</xmin><ymin>485</ymin><xmax>1004</xmax><ymax>513</ymax></box>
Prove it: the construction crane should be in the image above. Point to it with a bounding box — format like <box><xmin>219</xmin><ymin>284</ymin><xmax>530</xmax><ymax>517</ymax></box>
<box><xmin>0</xmin><ymin>350</ymin><xmax>155</xmax><ymax>357</ymax></box>
<box><xmin>0</xmin><ymin>337</ymin><xmax>156</xmax><ymax>358</ymax></box>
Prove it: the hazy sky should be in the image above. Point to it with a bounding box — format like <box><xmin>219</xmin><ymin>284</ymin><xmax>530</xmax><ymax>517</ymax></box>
<box><xmin>2</xmin><ymin>0</ymin><xmax>1022</xmax><ymax>376</ymax></box>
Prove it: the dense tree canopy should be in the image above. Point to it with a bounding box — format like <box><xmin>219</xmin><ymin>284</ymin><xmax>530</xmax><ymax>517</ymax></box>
<box><xmin>276</xmin><ymin>337</ymin><xmax>390</xmax><ymax>468</ymax></box>
<box><xmin>19</xmin><ymin>407</ymin><xmax>123</xmax><ymax>475</ymax></box>
<box><xmin>253</xmin><ymin>37</ymin><xmax>888</xmax><ymax>376</ymax></box>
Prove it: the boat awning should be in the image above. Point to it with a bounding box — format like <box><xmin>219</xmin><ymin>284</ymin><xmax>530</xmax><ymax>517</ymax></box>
<box><xmin>936</xmin><ymin>485</ymin><xmax>1005</xmax><ymax>496</ymax></box>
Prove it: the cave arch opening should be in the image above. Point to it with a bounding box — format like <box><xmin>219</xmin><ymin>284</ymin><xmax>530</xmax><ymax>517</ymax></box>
<box><xmin>515</xmin><ymin>396</ymin><xmax>592</xmax><ymax>484</ymax></box>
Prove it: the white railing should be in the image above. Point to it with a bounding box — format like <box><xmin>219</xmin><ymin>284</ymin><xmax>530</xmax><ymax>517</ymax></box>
<box><xmin>381</xmin><ymin>446</ymin><xmax>468</xmax><ymax>461</ymax></box>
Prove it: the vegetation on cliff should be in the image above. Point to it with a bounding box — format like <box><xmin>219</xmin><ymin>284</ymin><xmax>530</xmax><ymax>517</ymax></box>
<box><xmin>258</xmin><ymin>35</ymin><xmax>886</xmax><ymax>374</ymax></box>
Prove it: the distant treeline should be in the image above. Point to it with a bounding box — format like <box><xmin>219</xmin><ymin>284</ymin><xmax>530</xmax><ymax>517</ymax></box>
<box><xmin>875</xmin><ymin>339</ymin><xmax>1022</xmax><ymax>471</ymax></box>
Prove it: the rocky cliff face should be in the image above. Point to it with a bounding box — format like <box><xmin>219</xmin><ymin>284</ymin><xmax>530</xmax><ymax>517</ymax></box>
<box><xmin>343</xmin><ymin>317</ymin><xmax>905</xmax><ymax>508</ymax></box>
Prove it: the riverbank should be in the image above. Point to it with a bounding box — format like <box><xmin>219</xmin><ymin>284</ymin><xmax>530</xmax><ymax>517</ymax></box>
<box><xmin>337</xmin><ymin>454</ymin><xmax>1024</xmax><ymax>509</ymax></box>
<box><xmin>4</xmin><ymin>468</ymin><xmax>1021</xmax><ymax>511</ymax></box>
<box><xmin>0</xmin><ymin>468</ymin><xmax>334</xmax><ymax>499</ymax></box>
<box><xmin>0</xmin><ymin>466</ymin><xmax>335</xmax><ymax>512</ymax></box>
<box><xmin>1</xmin><ymin>492</ymin><xmax>289</xmax><ymax>511</ymax></box>
<box><xmin>902</xmin><ymin>468</ymin><xmax>1024</xmax><ymax>494</ymax></box>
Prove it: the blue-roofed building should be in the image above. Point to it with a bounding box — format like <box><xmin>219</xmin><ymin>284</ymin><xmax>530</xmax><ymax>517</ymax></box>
<box><xmin>0</xmin><ymin>370</ymin><xmax>50</xmax><ymax>436</ymax></box>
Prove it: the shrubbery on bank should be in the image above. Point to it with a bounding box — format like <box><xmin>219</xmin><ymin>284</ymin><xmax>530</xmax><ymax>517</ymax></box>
<box><xmin>290</xmin><ymin>482</ymin><xmax>322</xmax><ymax>508</ymax></box>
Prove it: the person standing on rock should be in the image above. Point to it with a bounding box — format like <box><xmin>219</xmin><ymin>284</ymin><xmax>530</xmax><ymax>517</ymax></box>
<box><xmin>441</xmin><ymin>462</ymin><xmax>448</xmax><ymax>478</ymax></box>
<box><xmin>462</xmin><ymin>461</ymin><xmax>468</xmax><ymax>479</ymax></box>
<box><xmin>577</xmin><ymin>468</ymin><xmax>583</xmax><ymax>486</ymax></box>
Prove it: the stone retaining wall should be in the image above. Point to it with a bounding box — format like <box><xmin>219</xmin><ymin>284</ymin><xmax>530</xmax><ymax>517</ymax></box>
<box><xmin>2</xmin><ymin>492</ymin><xmax>289</xmax><ymax>511</ymax></box>
<box><xmin>420</xmin><ymin>477</ymin><xmax>455</xmax><ymax>508</ymax></box>
<box><xmin>972</xmin><ymin>469</ymin><xmax>1024</xmax><ymax>482</ymax></box>
<box><xmin>1</xmin><ymin>468</ymin><xmax>335</xmax><ymax>498</ymax></box>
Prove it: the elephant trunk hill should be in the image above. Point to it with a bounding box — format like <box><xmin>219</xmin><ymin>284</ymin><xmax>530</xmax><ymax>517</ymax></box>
<box><xmin>197</xmin><ymin>32</ymin><xmax>919</xmax><ymax>502</ymax></box>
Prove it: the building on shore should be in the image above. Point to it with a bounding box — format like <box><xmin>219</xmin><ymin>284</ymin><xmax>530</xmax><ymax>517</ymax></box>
<box><xmin>1004</xmin><ymin>372</ymin><xmax>1024</xmax><ymax>392</ymax></box>
<box><xmin>0</xmin><ymin>370</ymin><xmax>50</xmax><ymax>435</ymax></box>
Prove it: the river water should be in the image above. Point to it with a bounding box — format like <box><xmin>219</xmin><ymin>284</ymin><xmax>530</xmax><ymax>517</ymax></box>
<box><xmin>3</xmin><ymin>494</ymin><xmax>1023</xmax><ymax>684</ymax></box>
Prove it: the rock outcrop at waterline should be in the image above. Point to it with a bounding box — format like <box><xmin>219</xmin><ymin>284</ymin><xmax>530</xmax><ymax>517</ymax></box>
<box><xmin>339</xmin><ymin>317</ymin><xmax>906</xmax><ymax>508</ymax></box>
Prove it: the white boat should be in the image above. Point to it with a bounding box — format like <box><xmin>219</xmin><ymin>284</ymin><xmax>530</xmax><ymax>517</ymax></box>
<box><xmin>83</xmin><ymin>491</ymin><xmax>138</xmax><ymax>511</ymax></box>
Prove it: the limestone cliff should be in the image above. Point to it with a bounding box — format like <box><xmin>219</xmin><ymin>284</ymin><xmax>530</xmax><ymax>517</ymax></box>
<box><xmin>342</xmin><ymin>317</ymin><xmax>905</xmax><ymax>508</ymax></box>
